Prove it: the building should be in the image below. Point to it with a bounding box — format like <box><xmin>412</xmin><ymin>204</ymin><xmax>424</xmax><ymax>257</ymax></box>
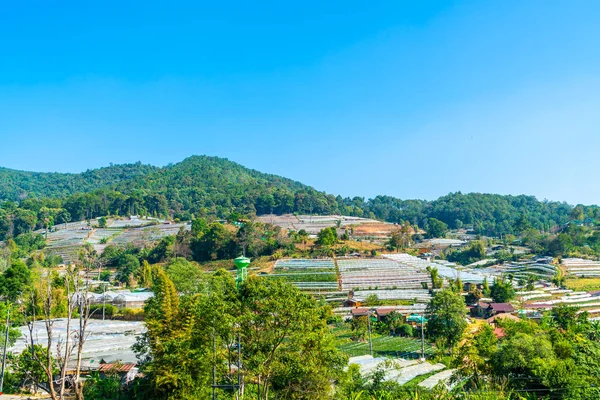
<box><xmin>344</xmin><ymin>298</ymin><xmax>363</xmax><ymax>308</ymax></box>
<box><xmin>487</xmin><ymin>303</ymin><xmax>515</xmax><ymax>317</ymax></box>
<box><xmin>374</xmin><ymin>308</ymin><xmax>397</xmax><ymax>322</ymax></box>
<box><xmin>471</xmin><ymin>302</ymin><xmax>514</xmax><ymax>319</ymax></box>
<box><xmin>351</xmin><ymin>307</ymin><xmax>370</xmax><ymax>318</ymax></box>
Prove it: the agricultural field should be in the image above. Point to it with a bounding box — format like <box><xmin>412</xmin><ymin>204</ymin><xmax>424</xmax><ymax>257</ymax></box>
<box><xmin>257</xmin><ymin>214</ymin><xmax>398</xmax><ymax>242</ymax></box>
<box><xmin>566</xmin><ymin>277</ymin><xmax>600</xmax><ymax>292</ymax></box>
<box><xmin>41</xmin><ymin>218</ymin><xmax>190</xmax><ymax>263</ymax></box>
<box><xmin>562</xmin><ymin>258</ymin><xmax>600</xmax><ymax>277</ymax></box>
<box><xmin>332</xmin><ymin>322</ymin><xmax>434</xmax><ymax>360</ymax></box>
<box><xmin>266</xmin><ymin>258</ymin><xmax>339</xmax><ymax>292</ymax></box>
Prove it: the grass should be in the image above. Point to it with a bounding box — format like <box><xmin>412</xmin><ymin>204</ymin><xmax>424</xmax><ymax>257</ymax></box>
<box><xmin>332</xmin><ymin>323</ymin><xmax>434</xmax><ymax>360</ymax></box>
<box><xmin>566</xmin><ymin>278</ymin><xmax>600</xmax><ymax>292</ymax></box>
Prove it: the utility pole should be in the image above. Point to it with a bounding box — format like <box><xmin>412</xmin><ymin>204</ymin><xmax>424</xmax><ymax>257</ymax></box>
<box><xmin>420</xmin><ymin>313</ymin><xmax>425</xmax><ymax>362</ymax></box>
<box><xmin>0</xmin><ymin>304</ymin><xmax>10</xmax><ymax>394</ymax></box>
<box><xmin>367</xmin><ymin>309</ymin><xmax>373</xmax><ymax>357</ymax></box>
<box><xmin>102</xmin><ymin>283</ymin><xmax>106</xmax><ymax>321</ymax></box>
<box><xmin>237</xmin><ymin>331</ymin><xmax>242</xmax><ymax>400</ymax></box>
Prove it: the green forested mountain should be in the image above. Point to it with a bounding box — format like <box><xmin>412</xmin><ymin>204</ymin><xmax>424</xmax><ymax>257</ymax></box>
<box><xmin>0</xmin><ymin>162</ymin><xmax>158</xmax><ymax>201</ymax></box>
<box><xmin>0</xmin><ymin>155</ymin><xmax>597</xmax><ymax>240</ymax></box>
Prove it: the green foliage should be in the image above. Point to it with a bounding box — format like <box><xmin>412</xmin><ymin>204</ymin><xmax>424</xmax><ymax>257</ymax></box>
<box><xmin>164</xmin><ymin>258</ymin><xmax>204</xmax><ymax>295</ymax></box>
<box><xmin>139</xmin><ymin>270</ymin><xmax>346</xmax><ymax>399</ymax></box>
<box><xmin>447</xmin><ymin>240</ymin><xmax>486</xmax><ymax>265</ymax></box>
<box><xmin>0</xmin><ymin>260</ymin><xmax>32</xmax><ymax>301</ymax></box>
<box><xmin>8</xmin><ymin>344</ymin><xmax>58</xmax><ymax>394</ymax></box>
<box><xmin>83</xmin><ymin>371</ymin><xmax>123</xmax><ymax>400</ymax></box>
<box><xmin>316</xmin><ymin>227</ymin><xmax>338</xmax><ymax>247</ymax></box>
<box><xmin>490</xmin><ymin>277</ymin><xmax>515</xmax><ymax>303</ymax></box>
<box><xmin>426</xmin><ymin>289</ymin><xmax>467</xmax><ymax>350</ymax></box>
<box><xmin>426</xmin><ymin>218</ymin><xmax>448</xmax><ymax>238</ymax></box>
<box><xmin>2</xmin><ymin>157</ymin><xmax>593</xmax><ymax>241</ymax></box>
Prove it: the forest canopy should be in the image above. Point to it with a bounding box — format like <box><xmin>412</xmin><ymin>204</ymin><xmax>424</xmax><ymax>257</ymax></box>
<box><xmin>0</xmin><ymin>155</ymin><xmax>597</xmax><ymax>240</ymax></box>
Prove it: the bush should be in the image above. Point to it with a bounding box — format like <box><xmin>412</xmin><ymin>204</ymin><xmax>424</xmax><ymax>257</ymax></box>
<box><xmin>398</xmin><ymin>324</ymin><xmax>414</xmax><ymax>337</ymax></box>
<box><xmin>89</xmin><ymin>304</ymin><xmax>117</xmax><ymax>318</ymax></box>
<box><xmin>120</xmin><ymin>308</ymin><xmax>144</xmax><ymax>321</ymax></box>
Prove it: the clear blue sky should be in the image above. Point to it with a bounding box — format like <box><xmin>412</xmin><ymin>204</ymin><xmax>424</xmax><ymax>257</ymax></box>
<box><xmin>1</xmin><ymin>1</ymin><xmax>600</xmax><ymax>205</ymax></box>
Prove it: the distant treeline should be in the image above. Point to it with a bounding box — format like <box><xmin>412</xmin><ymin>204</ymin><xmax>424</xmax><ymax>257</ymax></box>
<box><xmin>1</xmin><ymin>155</ymin><xmax>598</xmax><ymax>240</ymax></box>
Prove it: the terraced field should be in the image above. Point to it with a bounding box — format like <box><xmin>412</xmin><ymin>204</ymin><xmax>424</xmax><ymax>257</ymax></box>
<box><xmin>267</xmin><ymin>259</ymin><xmax>339</xmax><ymax>292</ymax></box>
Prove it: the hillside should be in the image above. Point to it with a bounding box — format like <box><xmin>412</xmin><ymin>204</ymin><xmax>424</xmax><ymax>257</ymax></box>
<box><xmin>0</xmin><ymin>162</ymin><xmax>158</xmax><ymax>201</ymax></box>
<box><xmin>0</xmin><ymin>155</ymin><xmax>597</xmax><ymax>240</ymax></box>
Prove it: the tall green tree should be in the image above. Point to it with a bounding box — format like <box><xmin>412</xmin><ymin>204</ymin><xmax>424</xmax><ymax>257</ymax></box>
<box><xmin>426</xmin><ymin>289</ymin><xmax>467</xmax><ymax>350</ymax></box>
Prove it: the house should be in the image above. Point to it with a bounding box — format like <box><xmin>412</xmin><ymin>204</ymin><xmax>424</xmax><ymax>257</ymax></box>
<box><xmin>97</xmin><ymin>363</ymin><xmax>138</xmax><ymax>383</ymax></box>
<box><xmin>375</xmin><ymin>308</ymin><xmax>397</xmax><ymax>322</ymax></box>
<box><xmin>471</xmin><ymin>302</ymin><xmax>514</xmax><ymax>319</ymax></box>
<box><xmin>351</xmin><ymin>307</ymin><xmax>370</xmax><ymax>318</ymax></box>
<box><xmin>344</xmin><ymin>298</ymin><xmax>363</xmax><ymax>308</ymax></box>
<box><xmin>471</xmin><ymin>301</ymin><xmax>491</xmax><ymax>318</ymax></box>
<box><xmin>487</xmin><ymin>303</ymin><xmax>515</xmax><ymax>317</ymax></box>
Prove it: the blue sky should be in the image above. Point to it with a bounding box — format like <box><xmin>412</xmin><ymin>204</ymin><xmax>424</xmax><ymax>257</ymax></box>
<box><xmin>1</xmin><ymin>1</ymin><xmax>600</xmax><ymax>204</ymax></box>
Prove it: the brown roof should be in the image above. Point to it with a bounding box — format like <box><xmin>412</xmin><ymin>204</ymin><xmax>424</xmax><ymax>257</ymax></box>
<box><xmin>375</xmin><ymin>308</ymin><xmax>396</xmax><ymax>317</ymax></box>
<box><xmin>477</xmin><ymin>301</ymin><xmax>491</xmax><ymax>309</ymax></box>
<box><xmin>351</xmin><ymin>307</ymin><xmax>370</xmax><ymax>316</ymax></box>
<box><xmin>98</xmin><ymin>363</ymin><xmax>136</xmax><ymax>373</ymax></box>
<box><xmin>493</xmin><ymin>327</ymin><xmax>506</xmax><ymax>338</ymax></box>
<box><xmin>486</xmin><ymin>313</ymin><xmax>521</xmax><ymax>324</ymax></box>
<box><xmin>489</xmin><ymin>303</ymin><xmax>515</xmax><ymax>313</ymax></box>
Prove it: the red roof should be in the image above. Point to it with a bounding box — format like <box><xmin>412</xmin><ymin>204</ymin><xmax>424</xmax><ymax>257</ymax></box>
<box><xmin>97</xmin><ymin>363</ymin><xmax>136</xmax><ymax>373</ymax></box>
<box><xmin>493</xmin><ymin>327</ymin><xmax>506</xmax><ymax>338</ymax></box>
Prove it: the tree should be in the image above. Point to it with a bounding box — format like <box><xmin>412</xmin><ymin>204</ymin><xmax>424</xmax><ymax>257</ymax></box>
<box><xmin>426</xmin><ymin>218</ymin><xmax>448</xmax><ymax>239</ymax></box>
<box><xmin>350</xmin><ymin>316</ymin><xmax>368</xmax><ymax>341</ymax></box>
<box><xmin>164</xmin><ymin>258</ymin><xmax>204</xmax><ymax>295</ymax></box>
<box><xmin>97</xmin><ymin>216</ymin><xmax>107</xmax><ymax>228</ymax></box>
<box><xmin>482</xmin><ymin>277</ymin><xmax>491</xmax><ymax>297</ymax></box>
<box><xmin>547</xmin><ymin>233</ymin><xmax>573</xmax><ymax>256</ymax></box>
<box><xmin>490</xmin><ymin>277</ymin><xmax>515</xmax><ymax>303</ymax></box>
<box><xmin>386</xmin><ymin>312</ymin><xmax>405</xmax><ymax>336</ymax></box>
<box><xmin>0</xmin><ymin>260</ymin><xmax>32</xmax><ymax>301</ymax></box>
<box><xmin>386</xmin><ymin>222</ymin><xmax>413</xmax><ymax>252</ymax></box>
<box><xmin>316</xmin><ymin>227</ymin><xmax>338</xmax><ymax>247</ymax></box>
<box><xmin>426</xmin><ymin>266</ymin><xmax>443</xmax><ymax>289</ymax></box>
<box><xmin>426</xmin><ymin>289</ymin><xmax>467</xmax><ymax>350</ymax></box>
<box><xmin>240</xmin><ymin>278</ymin><xmax>346</xmax><ymax>399</ymax></box>
<box><xmin>551</xmin><ymin>305</ymin><xmax>580</xmax><ymax>331</ymax></box>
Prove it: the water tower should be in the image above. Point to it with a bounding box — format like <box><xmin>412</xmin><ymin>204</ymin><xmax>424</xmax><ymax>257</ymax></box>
<box><xmin>234</xmin><ymin>256</ymin><xmax>251</xmax><ymax>287</ymax></box>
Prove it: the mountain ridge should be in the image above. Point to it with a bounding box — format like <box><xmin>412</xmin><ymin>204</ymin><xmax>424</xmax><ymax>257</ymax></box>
<box><xmin>0</xmin><ymin>155</ymin><xmax>596</xmax><ymax>238</ymax></box>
